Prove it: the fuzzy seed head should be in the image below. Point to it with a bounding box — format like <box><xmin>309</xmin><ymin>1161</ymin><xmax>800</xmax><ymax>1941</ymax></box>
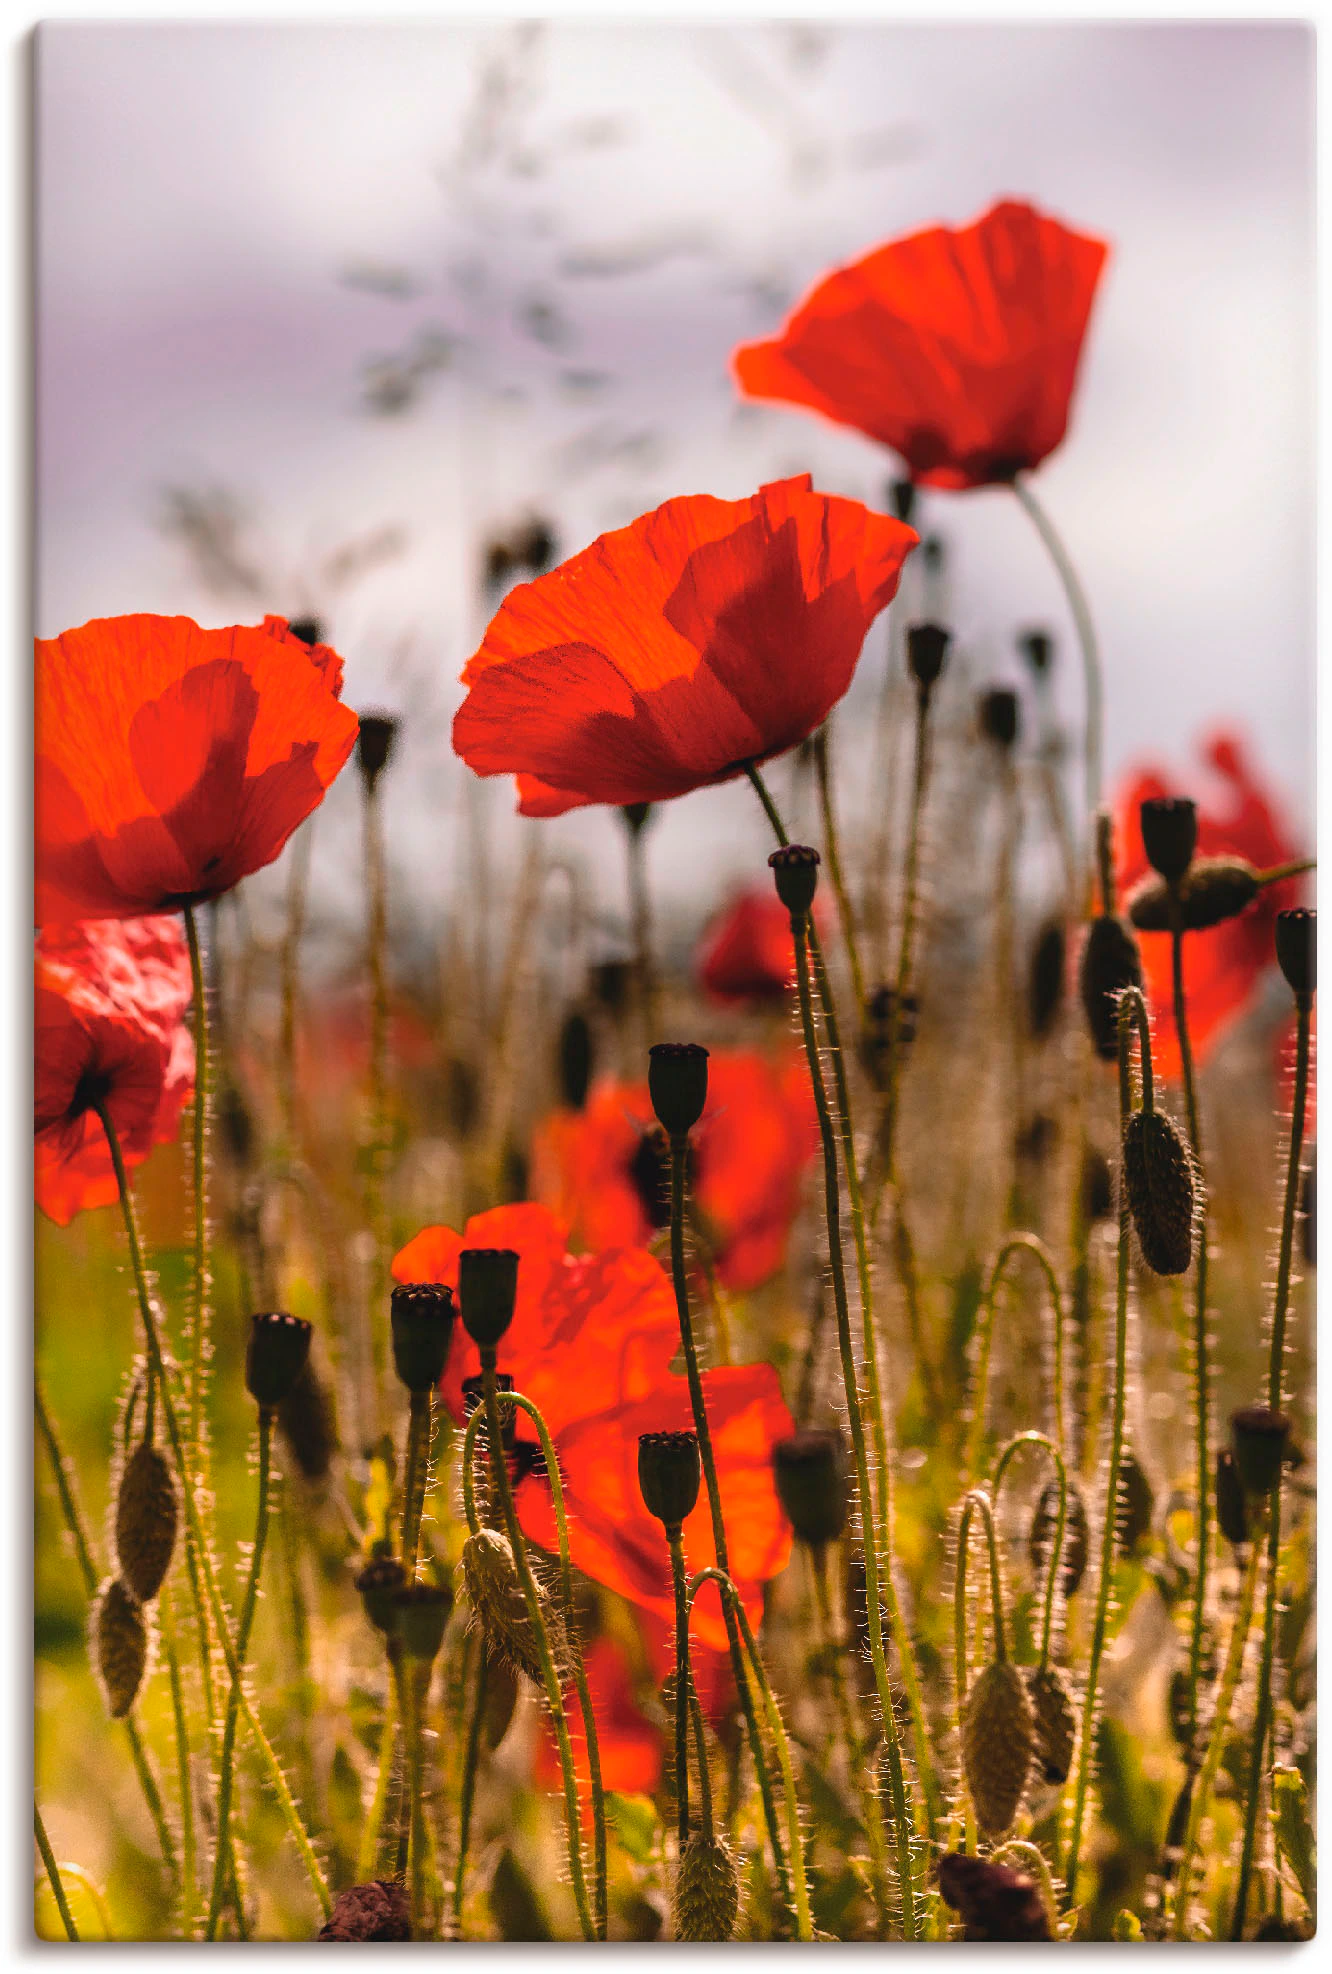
<box><xmin>962</xmin><ymin>1660</ymin><xmax>1035</xmax><ymax>1836</ymax></box>
<box><xmin>1025</xmin><ymin>1662</ymin><xmax>1077</xmax><ymax>1785</ymax></box>
<box><xmin>95</xmin><ymin>1577</ymin><xmax>147</xmax><ymax>1719</ymax></box>
<box><xmin>1123</xmin><ymin>1108</ymin><xmax>1196</xmax><ymax>1275</ymax></box>
<box><xmin>114</xmin><ymin>1442</ymin><xmax>178</xmax><ymax>1604</ymax></box>
<box><xmin>459</xmin><ymin>1527</ymin><xmax>566</xmax><ymax>1685</ymax></box>
<box><xmin>673</xmin><ymin>1830</ymin><xmax>740</xmax><ymax>1942</ymax></box>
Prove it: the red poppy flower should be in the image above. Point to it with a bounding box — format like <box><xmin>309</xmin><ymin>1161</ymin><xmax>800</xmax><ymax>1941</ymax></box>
<box><xmin>1114</xmin><ymin>732</ymin><xmax>1309</xmax><ymax>1081</ymax></box>
<box><xmin>696</xmin><ymin>887</ymin><xmax>829</xmax><ymax>1006</ymax></box>
<box><xmin>391</xmin><ymin>1204</ymin><xmax>794</xmax><ymax>1648</ymax></box>
<box><xmin>535</xmin><ymin>1631</ymin><xmax>664</xmax><ymax>1801</ymax></box>
<box><xmin>733</xmin><ymin>200</ymin><xmax>1108</xmax><ymax>490</ymax></box>
<box><xmin>530</xmin><ymin>1050</ymin><xmax>817</xmax><ymax>1293</ymax></box>
<box><xmin>35</xmin><ymin>613</ymin><xmax>358</xmax><ymax>923</ymax></box>
<box><xmin>451</xmin><ymin>476</ymin><xmax>916</xmax><ymax>817</ymax></box>
<box><xmin>35</xmin><ymin>915</ymin><xmax>195</xmax><ymax>1225</ymax></box>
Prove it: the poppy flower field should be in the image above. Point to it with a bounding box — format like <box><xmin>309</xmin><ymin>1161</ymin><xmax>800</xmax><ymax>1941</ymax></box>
<box><xmin>34</xmin><ymin>159</ymin><xmax>1316</xmax><ymax>1947</ymax></box>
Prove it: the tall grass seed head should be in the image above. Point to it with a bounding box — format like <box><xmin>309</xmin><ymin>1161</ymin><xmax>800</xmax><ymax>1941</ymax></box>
<box><xmin>673</xmin><ymin>1829</ymin><xmax>740</xmax><ymax>1942</ymax></box>
<box><xmin>114</xmin><ymin>1441</ymin><xmax>178</xmax><ymax>1604</ymax></box>
<box><xmin>962</xmin><ymin>1659</ymin><xmax>1035</xmax><ymax>1836</ymax></box>
<box><xmin>1122</xmin><ymin>1107</ymin><xmax>1196</xmax><ymax>1275</ymax></box>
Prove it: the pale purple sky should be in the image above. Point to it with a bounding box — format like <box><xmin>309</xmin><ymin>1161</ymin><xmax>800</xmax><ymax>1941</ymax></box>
<box><xmin>35</xmin><ymin>19</ymin><xmax>1315</xmax><ymax>947</ymax></box>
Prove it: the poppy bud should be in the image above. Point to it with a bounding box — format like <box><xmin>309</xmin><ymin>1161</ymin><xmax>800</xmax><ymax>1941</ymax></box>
<box><xmin>638</xmin><ymin>1430</ymin><xmax>702</xmax><ymax>1529</ymax></box>
<box><xmin>459</xmin><ymin>1527</ymin><xmax>566</xmax><ymax>1684</ymax></box>
<box><xmin>1079</xmin><ymin>915</ymin><xmax>1143</xmax><ymax>1061</ymax></box>
<box><xmin>458</xmin><ymin>1249</ymin><xmax>520</xmax><ymax>1350</ymax></box>
<box><xmin>514</xmin><ymin>516</ymin><xmax>557</xmax><ymax>574</ymax></box>
<box><xmin>647</xmin><ymin>1042</ymin><xmax>709</xmax><ymax>1139</ymax></box>
<box><xmin>767</xmin><ymin>843</ymin><xmax>820</xmax><ymax>921</ymax></box>
<box><xmin>1139</xmin><ymin>797</ymin><xmax>1197</xmax><ymax>884</ymax></box>
<box><xmin>906</xmin><ymin>621</ymin><xmax>950</xmax><ymax>695</ymax></box>
<box><xmin>390</xmin><ymin>1583</ymin><xmax>452</xmax><ymax>1663</ymax></box>
<box><xmin>962</xmin><ymin>1660</ymin><xmax>1035</xmax><ymax>1836</ymax></box>
<box><xmin>772</xmin><ymin>1429</ymin><xmax>849</xmax><ymax>1549</ymax></box>
<box><xmin>356</xmin><ymin>1555</ymin><xmax>408</xmax><ymax>1635</ymax></box>
<box><xmin>621</xmin><ymin>801</ymin><xmax>652</xmax><ymax>836</ymax></box>
<box><xmin>461</xmin><ymin>1371</ymin><xmax>517</xmax><ymax>1450</ymax></box>
<box><xmin>1230</xmin><ymin>1405</ymin><xmax>1291</xmax><ymax>1497</ymax></box>
<box><xmin>355</xmin><ymin>712</ymin><xmax>399</xmax><ymax>792</ymax></box>
<box><xmin>94</xmin><ymin>1577</ymin><xmax>147</xmax><ymax>1719</ymax></box>
<box><xmin>673</xmin><ymin>1830</ymin><xmax>740</xmax><ymax>1942</ymax></box>
<box><xmin>888</xmin><ymin>477</ymin><xmax>917</xmax><ymax>526</ymax></box>
<box><xmin>1215</xmin><ymin>1448</ymin><xmax>1249</xmax><ymax>1548</ymax></box>
<box><xmin>390</xmin><ymin>1282</ymin><xmax>455</xmax><ymax>1393</ymax></box>
<box><xmin>978</xmin><ymin>687</ymin><xmax>1020</xmax><ymax>749</ymax></box>
<box><xmin>1024</xmin><ymin>1661</ymin><xmax>1077</xmax><ymax>1786</ymax></box>
<box><xmin>937</xmin><ymin>1852</ymin><xmax>1051</xmax><ymax>1943</ymax></box>
<box><xmin>286</xmin><ymin>616</ymin><xmax>324</xmax><ymax>648</ymax></box>
<box><xmin>1028</xmin><ymin>920</ymin><xmax>1066</xmax><ymax>1039</ymax></box>
<box><xmin>278</xmin><ymin>1361</ymin><xmax>339</xmax><ymax>1482</ymax></box>
<box><xmin>1029</xmin><ymin>1478</ymin><xmax>1090</xmax><ymax>1598</ymax></box>
<box><xmin>1122</xmin><ymin>1108</ymin><xmax>1196</xmax><ymax>1276</ymax></box>
<box><xmin>557</xmin><ymin>1008</ymin><xmax>594</xmax><ymax>1110</ymax></box>
<box><xmin>317</xmin><ymin>1880</ymin><xmax>412</xmax><ymax>1943</ymax></box>
<box><xmin>1128</xmin><ymin>857</ymin><xmax>1260</xmax><ymax>934</ymax></box>
<box><xmin>245</xmin><ymin>1311</ymin><xmax>313</xmax><ymax>1411</ymax></box>
<box><xmin>114</xmin><ymin>1442</ymin><xmax>178</xmax><ymax>1605</ymax></box>
<box><xmin>1116</xmin><ymin>1448</ymin><xmax>1155</xmax><ymax>1553</ymax></box>
<box><xmin>1018</xmin><ymin>629</ymin><xmax>1053</xmax><ymax>677</ymax></box>
<box><xmin>1275</xmin><ymin>907</ymin><xmax>1316</xmax><ymax>1001</ymax></box>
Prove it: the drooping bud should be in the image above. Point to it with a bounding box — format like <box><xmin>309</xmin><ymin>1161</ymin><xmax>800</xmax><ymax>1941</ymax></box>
<box><xmin>355</xmin><ymin>1555</ymin><xmax>408</xmax><ymax>1635</ymax></box>
<box><xmin>772</xmin><ymin>1429</ymin><xmax>849</xmax><ymax>1549</ymax></box>
<box><xmin>1027</xmin><ymin>920</ymin><xmax>1066</xmax><ymax>1039</ymax></box>
<box><xmin>390</xmin><ymin>1583</ymin><xmax>452</xmax><ymax>1663</ymax></box>
<box><xmin>316</xmin><ymin>1880</ymin><xmax>412</xmax><ymax>1943</ymax></box>
<box><xmin>978</xmin><ymin>687</ymin><xmax>1020</xmax><ymax>750</ymax></box>
<box><xmin>514</xmin><ymin>516</ymin><xmax>557</xmax><ymax>574</ymax></box>
<box><xmin>647</xmin><ymin>1043</ymin><xmax>709</xmax><ymax>1139</ymax></box>
<box><xmin>1029</xmin><ymin>1479</ymin><xmax>1090</xmax><ymax>1598</ymax></box>
<box><xmin>637</xmin><ymin>1431</ymin><xmax>702</xmax><ymax>1529</ymax></box>
<box><xmin>278</xmin><ymin>1361</ymin><xmax>339</xmax><ymax>1482</ymax></box>
<box><xmin>355</xmin><ymin>712</ymin><xmax>399</xmax><ymax>792</ymax></box>
<box><xmin>1127</xmin><ymin>856</ymin><xmax>1259</xmax><ymax>934</ymax></box>
<box><xmin>937</xmin><ymin>1851</ymin><xmax>1051</xmax><ymax>1943</ymax></box>
<box><xmin>557</xmin><ymin>1008</ymin><xmax>594</xmax><ymax>1110</ymax></box>
<box><xmin>1139</xmin><ymin>797</ymin><xmax>1197</xmax><ymax>884</ymax></box>
<box><xmin>1230</xmin><ymin>1405</ymin><xmax>1292</xmax><ymax>1497</ymax></box>
<box><xmin>245</xmin><ymin>1312</ymin><xmax>314</xmax><ymax>1411</ymax></box>
<box><xmin>390</xmin><ymin>1282</ymin><xmax>455</xmax><ymax>1393</ymax></box>
<box><xmin>1275</xmin><ymin>907</ymin><xmax>1316</xmax><ymax>1001</ymax></box>
<box><xmin>1115</xmin><ymin>1448</ymin><xmax>1155</xmax><ymax>1553</ymax></box>
<box><xmin>1215</xmin><ymin>1448</ymin><xmax>1249</xmax><ymax>1548</ymax></box>
<box><xmin>673</xmin><ymin>1829</ymin><xmax>740</xmax><ymax>1942</ymax></box>
<box><xmin>458</xmin><ymin>1249</ymin><xmax>520</xmax><ymax>1350</ymax></box>
<box><xmin>1079</xmin><ymin>916</ymin><xmax>1143</xmax><ymax>1060</ymax></box>
<box><xmin>961</xmin><ymin>1660</ymin><xmax>1035</xmax><ymax>1836</ymax></box>
<box><xmin>906</xmin><ymin>622</ymin><xmax>950</xmax><ymax>695</ymax></box>
<box><xmin>94</xmin><ymin>1577</ymin><xmax>148</xmax><ymax>1719</ymax></box>
<box><xmin>1122</xmin><ymin>1108</ymin><xmax>1196</xmax><ymax>1275</ymax></box>
<box><xmin>459</xmin><ymin>1527</ymin><xmax>566</xmax><ymax>1683</ymax></box>
<box><xmin>1024</xmin><ymin>1662</ymin><xmax>1077</xmax><ymax>1786</ymax></box>
<box><xmin>1017</xmin><ymin>629</ymin><xmax>1053</xmax><ymax>677</ymax></box>
<box><xmin>114</xmin><ymin>1442</ymin><xmax>179</xmax><ymax>1605</ymax></box>
<box><xmin>767</xmin><ymin>844</ymin><xmax>820</xmax><ymax>920</ymax></box>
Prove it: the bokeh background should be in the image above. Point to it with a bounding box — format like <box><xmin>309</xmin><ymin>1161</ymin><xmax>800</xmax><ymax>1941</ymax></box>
<box><xmin>36</xmin><ymin>17</ymin><xmax>1315</xmax><ymax>956</ymax></box>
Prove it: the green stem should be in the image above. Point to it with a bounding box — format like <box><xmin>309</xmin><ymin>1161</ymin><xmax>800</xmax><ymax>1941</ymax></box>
<box><xmin>453</xmin><ymin>1640</ymin><xmax>488</xmax><ymax>1933</ymax></box>
<box><xmin>991</xmin><ymin>1840</ymin><xmax>1059</xmax><ymax>1934</ymax></box>
<box><xmin>872</xmin><ymin>677</ymin><xmax>935</xmax><ymax>1215</ymax></box>
<box><xmin>991</xmin><ymin>1432</ymin><xmax>1068</xmax><ymax>1669</ymax></box>
<box><xmin>687</xmin><ymin>1568</ymin><xmax>813</xmax><ymax>1942</ymax></box>
<box><xmin>813</xmin><ymin>722</ymin><xmax>867</xmax><ymax>1018</ymax></box>
<box><xmin>813</xmin><ymin>1548</ymin><xmax>892</xmax><ymax>1926</ymax></box>
<box><xmin>1064</xmin><ymin>987</ymin><xmax>1144</xmax><ymax>1911</ymax></box>
<box><xmin>668</xmin><ymin>1527</ymin><xmax>692</xmax><ymax>1846</ymax></box>
<box><xmin>183</xmin><ymin>904</ymin><xmax>211</xmax><ymax>1503</ymax></box>
<box><xmin>35</xmin><ymin>1806</ymin><xmax>79</xmax><ymax>1941</ymax></box>
<box><xmin>357</xmin><ymin>1672</ymin><xmax>400</xmax><ymax>1882</ymax></box>
<box><xmin>1012</xmin><ymin>475</ymin><xmax>1102</xmax><ymax>826</ymax></box>
<box><xmin>966</xmin><ymin>1236</ymin><xmax>1066</xmax><ymax>1482</ymax></box>
<box><xmin>1231</xmin><ymin>991</ymin><xmax>1312</xmax><ymax>1938</ymax></box>
<box><xmin>1170</xmin><ymin>906</ymin><xmax>1210</xmax><ymax>1760</ymax></box>
<box><xmin>205</xmin><ymin>1409</ymin><xmax>274</xmax><ymax>1939</ymax></box>
<box><xmin>401</xmin><ymin>1389</ymin><xmax>432</xmax><ymax>1580</ymax></box>
<box><xmin>161</xmin><ymin>1589</ymin><xmax>198</xmax><ymax>1935</ymax></box>
<box><xmin>278</xmin><ymin>818</ymin><xmax>314</xmax><ymax>1150</ymax></box>
<box><xmin>407</xmin><ymin>1664</ymin><xmax>429</xmax><ymax>1936</ymax></box>
<box><xmin>625</xmin><ymin>811</ymin><xmax>659</xmax><ymax>1057</ymax></box>
<box><xmin>665</xmin><ymin>1133</ymin><xmax>793</xmax><ymax>1921</ymax></box>
<box><xmin>363</xmin><ymin>775</ymin><xmax>391</xmax><ymax>1435</ymax></box>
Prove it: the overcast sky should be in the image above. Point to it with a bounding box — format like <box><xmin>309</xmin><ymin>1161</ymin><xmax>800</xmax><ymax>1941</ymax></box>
<box><xmin>35</xmin><ymin>18</ymin><xmax>1315</xmax><ymax>952</ymax></box>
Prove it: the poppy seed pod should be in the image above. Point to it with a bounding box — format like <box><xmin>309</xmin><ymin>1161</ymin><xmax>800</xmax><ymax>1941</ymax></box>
<box><xmin>1140</xmin><ymin>796</ymin><xmax>1198</xmax><ymax>884</ymax></box>
<box><xmin>889</xmin><ymin>477</ymin><xmax>917</xmax><ymax>526</ymax></box>
<box><xmin>95</xmin><ymin>1577</ymin><xmax>148</xmax><ymax>1720</ymax></box>
<box><xmin>673</xmin><ymin>1830</ymin><xmax>740</xmax><ymax>1942</ymax></box>
<box><xmin>390</xmin><ymin>1282</ymin><xmax>455</xmax><ymax>1393</ymax></box>
<box><xmin>1028</xmin><ymin>920</ymin><xmax>1066</xmax><ymax>1039</ymax></box>
<box><xmin>1127</xmin><ymin>857</ymin><xmax>1260</xmax><ymax>934</ymax></box>
<box><xmin>1123</xmin><ymin>1108</ymin><xmax>1196</xmax><ymax>1276</ymax></box>
<box><xmin>979</xmin><ymin>687</ymin><xmax>1020</xmax><ymax>749</ymax></box>
<box><xmin>286</xmin><ymin>616</ymin><xmax>324</xmax><ymax>648</ymax></box>
<box><xmin>937</xmin><ymin>1851</ymin><xmax>1051</xmax><ymax>1943</ymax></box>
<box><xmin>458</xmin><ymin>1248</ymin><xmax>520</xmax><ymax>1350</ymax></box>
<box><xmin>1018</xmin><ymin>629</ymin><xmax>1053</xmax><ymax>676</ymax></box>
<box><xmin>621</xmin><ymin>801</ymin><xmax>653</xmax><ymax>836</ymax></box>
<box><xmin>355</xmin><ymin>712</ymin><xmax>399</xmax><ymax>792</ymax></box>
<box><xmin>317</xmin><ymin>1880</ymin><xmax>412</xmax><ymax>1943</ymax></box>
<box><xmin>767</xmin><ymin>844</ymin><xmax>821</xmax><ymax>920</ymax></box>
<box><xmin>1115</xmin><ymin>1448</ymin><xmax>1155</xmax><ymax>1554</ymax></box>
<box><xmin>906</xmin><ymin>621</ymin><xmax>950</xmax><ymax>695</ymax></box>
<box><xmin>1024</xmin><ymin>1661</ymin><xmax>1077</xmax><ymax>1786</ymax></box>
<box><xmin>962</xmin><ymin>1659</ymin><xmax>1035</xmax><ymax>1836</ymax></box>
<box><xmin>1029</xmin><ymin>1478</ymin><xmax>1090</xmax><ymax>1598</ymax></box>
<box><xmin>278</xmin><ymin>1361</ymin><xmax>338</xmax><ymax>1482</ymax></box>
<box><xmin>1230</xmin><ymin>1405</ymin><xmax>1292</xmax><ymax>1497</ymax></box>
<box><xmin>1275</xmin><ymin>907</ymin><xmax>1316</xmax><ymax>1002</ymax></box>
<box><xmin>638</xmin><ymin>1430</ymin><xmax>702</xmax><ymax>1529</ymax></box>
<box><xmin>461</xmin><ymin>1371</ymin><xmax>517</xmax><ymax>1450</ymax></box>
<box><xmin>773</xmin><ymin>1428</ymin><xmax>849</xmax><ymax>1549</ymax></box>
<box><xmin>390</xmin><ymin>1583</ymin><xmax>452</xmax><ymax>1663</ymax></box>
<box><xmin>557</xmin><ymin>1007</ymin><xmax>594</xmax><ymax>1110</ymax></box>
<box><xmin>647</xmin><ymin>1042</ymin><xmax>710</xmax><ymax>1139</ymax></box>
<box><xmin>1079</xmin><ymin>915</ymin><xmax>1143</xmax><ymax>1060</ymax></box>
<box><xmin>355</xmin><ymin>1555</ymin><xmax>408</xmax><ymax>1635</ymax></box>
<box><xmin>245</xmin><ymin>1311</ymin><xmax>314</xmax><ymax>1411</ymax></box>
<box><xmin>1215</xmin><ymin>1448</ymin><xmax>1249</xmax><ymax>1548</ymax></box>
<box><xmin>114</xmin><ymin>1442</ymin><xmax>178</xmax><ymax>1605</ymax></box>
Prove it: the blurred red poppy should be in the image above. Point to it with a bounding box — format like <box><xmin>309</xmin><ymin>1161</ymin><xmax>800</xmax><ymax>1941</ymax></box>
<box><xmin>391</xmin><ymin>1203</ymin><xmax>794</xmax><ymax>1647</ymax></box>
<box><xmin>531</xmin><ymin>1050</ymin><xmax>817</xmax><ymax>1293</ymax></box>
<box><xmin>696</xmin><ymin>887</ymin><xmax>827</xmax><ymax>1006</ymax></box>
<box><xmin>1114</xmin><ymin>732</ymin><xmax>1309</xmax><ymax>1080</ymax></box>
<box><xmin>535</xmin><ymin>1631</ymin><xmax>664</xmax><ymax>1801</ymax></box>
<box><xmin>36</xmin><ymin>613</ymin><xmax>357</xmax><ymax>922</ymax></box>
<box><xmin>733</xmin><ymin>200</ymin><xmax>1108</xmax><ymax>491</ymax></box>
<box><xmin>35</xmin><ymin>915</ymin><xmax>195</xmax><ymax>1225</ymax></box>
<box><xmin>452</xmin><ymin>476</ymin><xmax>916</xmax><ymax>817</ymax></box>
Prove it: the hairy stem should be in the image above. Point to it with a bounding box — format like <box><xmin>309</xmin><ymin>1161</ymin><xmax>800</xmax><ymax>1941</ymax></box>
<box><xmin>206</xmin><ymin>1409</ymin><xmax>273</xmax><ymax>1938</ymax></box>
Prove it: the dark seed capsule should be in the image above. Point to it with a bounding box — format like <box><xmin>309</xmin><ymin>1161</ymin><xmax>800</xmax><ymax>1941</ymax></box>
<box><xmin>978</xmin><ymin>686</ymin><xmax>1020</xmax><ymax>749</ymax></box>
<box><xmin>1027</xmin><ymin>919</ymin><xmax>1066</xmax><ymax>1039</ymax></box>
<box><xmin>355</xmin><ymin>712</ymin><xmax>399</xmax><ymax>792</ymax></box>
<box><xmin>767</xmin><ymin>843</ymin><xmax>820</xmax><ymax>920</ymax></box>
<box><xmin>390</xmin><ymin>1583</ymin><xmax>452</xmax><ymax>1663</ymax></box>
<box><xmin>773</xmin><ymin>1428</ymin><xmax>849</xmax><ymax>1549</ymax></box>
<box><xmin>647</xmin><ymin>1042</ymin><xmax>710</xmax><ymax>1139</ymax></box>
<box><xmin>1275</xmin><ymin>906</ymin><xmax>1316</xmax><ymax>1001</ymax></box>
<box><xmin>356</xmin><ymin>1556</ymin><xmax>408</xmax><ymax>1635</ymax></box>
<box><xmin>1115</xmin><ymin>1447</ymin><xmax>1155</xmax><ymax>1553</ymax></box>
<box><xmin>115</xmin><ymin>1442</ymin><xmax>178</xmax><ymax>1604</ymax></box>
<box><xmin>637</xmin><ymin>1430</ymin><xmax>702</xmax><ymax>1528</ymax></box>
<box><xmin>1079</xmin><ymin>916</ymin><xmax>1143</xmax><ymax>1060</ymax></box>
<box><xmin>1127</xmin><ymin>856</ymin><xmax>1260</xmax><ymax>933</ymax></box>
<box><xmin>246</xmin><ymin>1311</ymin><xmax>313</xmax><ymax>1410</ymax></box>
<box><xmin>1029</xmin><ymin>1479</ymin><xmax>1090</xmax><ymax>1597</ymax></box>
<box><xmin>459</xmin><ymin>1248</ymin><xmax>520</xmax><ymax>1350</ymax></box>
<box><xmin>1230</xmin><ymin>1405</ymin><xmax>1292</xmax><ymax>1497</ymax></box>
<box><xmin>1081</xmin><ymin>1147</ymin><xmax>1114</xmax><ymax>1224</ymax></box>
<box><xmin>556</xmin><ymin>1008</ymin><xmax>594</xmax><ymax>1110</ymax></box>
<box><xmin>937</xmin><ymin>1852</ymin><xmax>1051</xmax><ymax>1943</ymax></box>
<box><xmin>95</xmin><ymin>1577</ymin><xmax>147</xmax><ymax>1719</ymax></box>
<box><xmin>277</xmin><ymin>1360</ymin><xmax>338</xmax><ymax>1482</ymax></box>
<box><xmin>1123</xmin><ymin>1108</ymin><xmax>1196</xmax><ymax>1276</ymax></box>
<box><xmin>1215</xmin><ymin>1448</ymin><xmax>1249</xmax><ymax>1548</ymax></box>
<box><xmin>1140</xmin><ymin>797</ymin><xmax>1197</xmax><ymax>884</ymax></box>
<box><xmin>906</xmin><ymin>621</ymin><xmax>951</xmax><ymax>695</ymax></box>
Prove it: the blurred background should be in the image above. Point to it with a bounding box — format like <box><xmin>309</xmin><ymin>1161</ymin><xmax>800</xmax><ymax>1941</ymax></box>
<box><xmin>36</xmin><ymin>17</ymin><xmax>1315</xmax><ymax>966</ymax></box>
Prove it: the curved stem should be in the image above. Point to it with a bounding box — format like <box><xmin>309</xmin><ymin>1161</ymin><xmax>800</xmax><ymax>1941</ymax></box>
<box><xmin>1231</xmin><ymin>991</ymin><xmax>1312</xmax><ymax>1937</ymax></box>
<box><xmin>452</xmin><ymin>1640</ymin><xmax>488</xmax><ymax>1933</ymax></box>
<box><xmin>1012</xmin><ymin>476</ymin><xmax>1102</xmax><ymax>827</ymax></box>
<box><xmin>668</xmin><ymin>1527</ymin><xmax>692</xmax><ymax>1845</ymax></box>
<box><xmin>35</xmin><ymin>1806</ymin><xmax>79</xmax><ymax>1941</ymax></box>
<box><xmin>991</xmin><ymin>1839</ymin><xmax>1058</xmax><ymax>1932</ymax></box>
<box><xmin>1170</xmin><ymin>906</ymin><xmax>1209</xmax><ymax>1760</ymax></box>
<box><xmin>687</xmin><ymin>1568</ymin><xmax>813</xmax><ymax>1942</ymax></box>
<box><xmin>967</xmin><ymin>1235</ymin><xmax>1067</xmax><ymax>1481</ymax></box>
<box><xmin>205</xmin><ymin>1409</ymin><xmax>273</xmax><ymax>1939</ymax></box>
<box><xmin>992</xmin><ymin>1432</ymin><xmax>1068</xmax><ymax>1669</ymax></box>
<box><xmin>813</xmin><ymin>722</ymin><xmax>867</xmax><ymax>1018</ymax></box>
